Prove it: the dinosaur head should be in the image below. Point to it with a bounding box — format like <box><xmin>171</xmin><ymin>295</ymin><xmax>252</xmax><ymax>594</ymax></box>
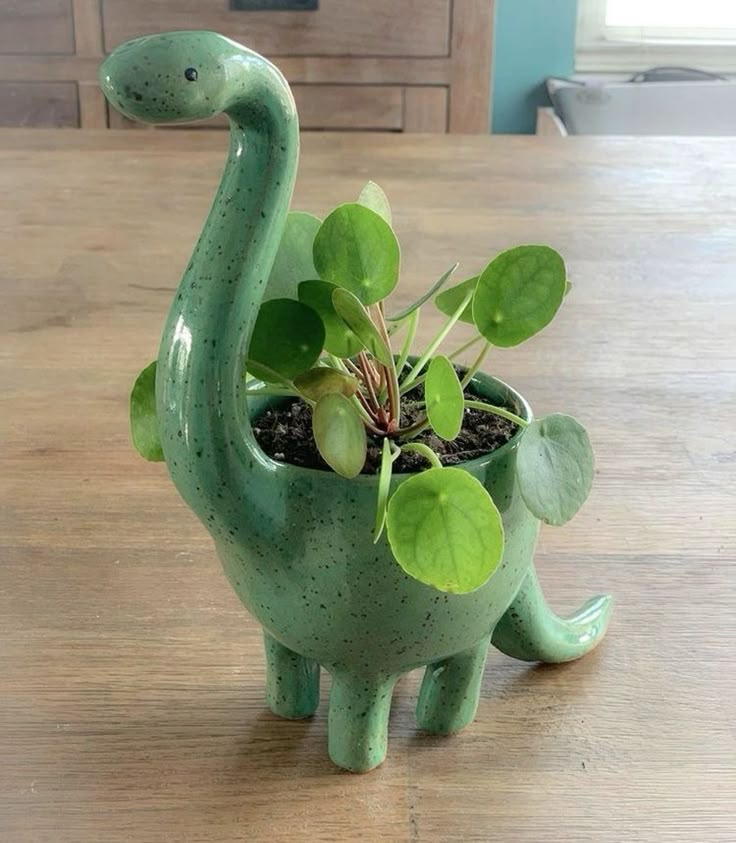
<box><xmin>100</xmin><ymin>31</ymin><xmax>237</xmax><ymax>125</ymax></box>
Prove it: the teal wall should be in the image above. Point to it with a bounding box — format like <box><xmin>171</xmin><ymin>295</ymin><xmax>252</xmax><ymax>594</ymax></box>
<box><xmin>491</xmin><ymin>0</ymin><xmax>577</xmax><ymax>134</ymax></box>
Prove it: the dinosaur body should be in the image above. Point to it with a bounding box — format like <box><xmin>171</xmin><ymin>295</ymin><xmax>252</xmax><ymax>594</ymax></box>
<box><xmin>100</xmin><ymin>31</ymin><xmax>611</xmax><ymax>773</ymax></box>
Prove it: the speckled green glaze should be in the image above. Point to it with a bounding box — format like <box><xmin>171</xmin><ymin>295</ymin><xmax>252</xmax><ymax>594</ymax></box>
<box><xmin>101</xmin><ymin>31</ymin><xmax>612</xmax><ymax>774</ymax></box>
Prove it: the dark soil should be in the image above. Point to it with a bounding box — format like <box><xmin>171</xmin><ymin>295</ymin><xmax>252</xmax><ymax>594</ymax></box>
<box><xmin>252</xmin><ymin>379</ymin><xmax>518</xmax><ymax>475</ymax></box>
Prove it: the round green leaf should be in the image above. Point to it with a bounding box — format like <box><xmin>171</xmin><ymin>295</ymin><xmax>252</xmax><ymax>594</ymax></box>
<box><xmin>516</xmin><ymin>413</ymin><xmax>594</xmax><ymax>526</ymax></box>
<box><xmin>313</xmin><ymin>203</ymin><xmax>400</xmax><ymax>305</ymax></box>
<box><xmin>312</xmin><ymin>392</ymin><xmax>367</xmax><ymax>479</ymax></box>
<box><xmin>331</xmin><ymin>288</ymin><xmax>393</xmax><ymax>368</ymax></box>
<box><xmin>294</xmin><ymin>367</ymin><xmax>358</xmax><ymax>401</ymax></box>
<box><xmin>473</xmin><ymin>245</ymin><xmax>566</xmax><ymax>347</ymax></box>
<box><xmin>130</xmin><ymin>360</ymin><xmax>164</xmax><ymax>461</ymax></box>
<box><xmin>358</xmin><ymin>181</ymin><xmax>392</xmax><ymax>226</ymax></box>
<box><xmin>386</xmin><ymin>467</ymin><xmax>504</xmax><ymax>594</ymax></box>
<box><xmin>434</xmin><ymin>276</ymin><xmax>478</xmax><ymax>325</ymax></box>
<box><xmin>298</xmin><ymin>279</ymin><xmax>363</xmax><ymax>358</ymax></box>
<box><xmin>263</xmin><ymin>211</ymin><xmax>321</xmax><ymax>301</ymax></box>
<box><xmin>247</xmin><ymin>298</ymin><xmax>324</xmax><ymax>382</ymax></box>
<box><xmin>424</xmin><ymin>355</ymin><xmax>464</xmax><ymax>441</ymax></box>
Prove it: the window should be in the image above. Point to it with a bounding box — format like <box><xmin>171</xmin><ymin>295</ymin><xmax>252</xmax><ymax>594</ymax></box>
<box><xmin>577</xmin><ymin>0</ymin><xmax>736</xmax><ymax>73</ymax></box>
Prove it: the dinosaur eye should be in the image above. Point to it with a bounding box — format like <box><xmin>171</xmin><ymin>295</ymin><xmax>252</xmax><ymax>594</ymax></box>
<box><xmin>184</xmin><ymin>67</ymin><xmax>198</xmax><ymax>82</ymax></box>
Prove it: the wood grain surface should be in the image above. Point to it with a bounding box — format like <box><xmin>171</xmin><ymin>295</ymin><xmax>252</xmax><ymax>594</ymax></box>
<box><xmin>1</xmin><ymin>131</ymin><xmax>734</xmax><ymax>842</ymax></box>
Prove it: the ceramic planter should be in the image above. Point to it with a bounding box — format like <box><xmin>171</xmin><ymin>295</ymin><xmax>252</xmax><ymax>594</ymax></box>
<box><xmin>99</xmin><ymin>30</ymin><xmax>612</xmax><ymax>773</ymax></box>
<box><xmin>233</xmin><ymin>375</ymin><xmax>610</xmax><ymax>772</ymax></box>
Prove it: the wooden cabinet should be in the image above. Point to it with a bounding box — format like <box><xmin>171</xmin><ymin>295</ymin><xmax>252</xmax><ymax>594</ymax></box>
<box><xmin>102</xmin><ymin>0</ymin><xmax>451</xmax><ymax>57</ymax></box>
<box><xmin>0</xmin><ymin>81</ymin><xmax>78</xmax><ymax>127</ymax></box>
<box><xmin>0</xmin><ymin>0</ymin><xmax>74</xmax><ymax>55</ymax></box>
<box><xmin>0</xmin><ymin>0</ymin><xmax>493</xmax><ymax>132</ymax></box>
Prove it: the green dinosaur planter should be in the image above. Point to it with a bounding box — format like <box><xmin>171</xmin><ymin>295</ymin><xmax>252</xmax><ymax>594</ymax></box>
<box><xmin>100</xmin><ymin>31</ymin><xmax>612</xmax><ymax>773</ymax></box>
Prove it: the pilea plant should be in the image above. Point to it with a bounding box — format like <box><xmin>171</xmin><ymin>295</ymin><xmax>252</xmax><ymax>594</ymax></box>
<box><xmin>131</xmin><ymin>182</ymin><xmax>594</xmax><ymax>595</ymax></box>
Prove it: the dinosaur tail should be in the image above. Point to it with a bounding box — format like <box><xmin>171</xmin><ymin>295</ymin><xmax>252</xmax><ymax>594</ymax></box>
<box><xmin>491</xmin><ymin>567</ymin><xmax>612</xmax><ymax>663</ymax></box>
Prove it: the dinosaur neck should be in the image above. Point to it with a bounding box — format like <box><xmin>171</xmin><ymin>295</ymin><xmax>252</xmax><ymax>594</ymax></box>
<box><xmin>157</xmin><ymin>67</ymin><xmax>298</xmax><ymax>526</ymax></box>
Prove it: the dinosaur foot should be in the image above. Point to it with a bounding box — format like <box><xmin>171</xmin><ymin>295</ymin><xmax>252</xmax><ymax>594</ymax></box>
<box><xmin>415</xmin><ymin>633</ymin><xmax>491</xmax><ymax>735</ymax></box>
<box><xmin>327</xmin><ymin>671</ymin><xmax>398</xmax><ymax>773</ymax></box>
<box><xmin>264</xmin><ymin>632</ymin><xmax>320</xmax><ymax>720</ymax></box>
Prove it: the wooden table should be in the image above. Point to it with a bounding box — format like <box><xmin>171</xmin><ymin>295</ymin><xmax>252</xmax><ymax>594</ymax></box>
<box><xmin>1</xmin><ymin>131</ymin><xmax>734</xmax><ymax>842</ymax></box>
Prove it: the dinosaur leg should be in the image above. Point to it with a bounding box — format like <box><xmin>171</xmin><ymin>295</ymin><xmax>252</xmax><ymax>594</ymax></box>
<box><xmin>491</xmin><ymin>567</ymin><xmax>612</xmax><ymax>663</ymax></box>
<box><xmin>416</xmin><ymin>633</ymin><xmax>491</xmax><ymax>735</ymax></box>
<box><xmin>327</xmin><ymin>671</ymin><xmax>398</xmax><ymax>772</ymax></box>
<box><xmin>264</xmin><ymin>632</ymin><xmax>320</xmax><ymax>719</ymax></box>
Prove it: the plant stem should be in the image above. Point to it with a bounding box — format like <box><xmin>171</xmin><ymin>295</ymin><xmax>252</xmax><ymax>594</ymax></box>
<box><xmin>399</xmin><ymin>396</ymin><xmax>527</xmax><ymax>441</ymax></box>
<box><xmin>352</xmin><ymin>394</ymin><xmax>384</xmax><ymax>435</ymax></box>
<box><xmin>447</xmin><ymin>334</ymin><xmax>484</xmax><ymax>361</ymax></box>
<box><xmin>401</xmin><ymin>442</ymin><xmax>443</xmax><ymax>469</ymax></box>
<box><xmin>354</xmin><ymin>388</ymin><xmax>374</xmax><ymax>416</ymax></box>
<box><xmin>397</xmin><ymin>414</ymin><xmax>430</xmax><ymax>439</ymax></box>
<box><xmin>343</xmin><ymin>357</ymin><xmax>365</xmax><ymax>381</ymax></box>
<box><xmin>396</xmin><ymin>308</ymin><xmax>419</xmax><ymax>375</ymax></box>
<box><xmin>372</xmin><ymin>303</ymin><xmax>401</xmax><ymax>426</ymax></box>
<box><xmin>401</xmin><ymin>289</ymin><xmax>474</xmax><ymax>391</ymax></box>
<box><xmin>358</xmin><ymin>351</ymin><xmax>381</xmax><ymax>412</ymax></box>
<box><xmin>399</xmin><ymin>371</ymin><xmax>426</xmax><ymax>396</ymax></box>
<box><xmin>244</xmin><ymin>387</ymin><xmax>298</xmax><ymax>397</ymax></box>
<box><xmin>377</xmin><ymin>365</ymin><xmax>388</xmax><ymax>404</ymax></box>
<box><xmin>244</xmin><ymin>363</ymin><xmax>294</xmax><ymax>389</ymax></box>
<box><xmin>460</xmin><ymin>341</ymin><xmax>491</xmax><ymax>388</ymax></box>
<box><xmin>325</xmin><ymin>353</ymin><xmax>350</xmax><ymax>374</ymax></box>
<box><xmin>464</xmin><ymin>399</ymin><xmax>528</xmax><ymax>428</ymax></box>
<box><xmin>397</xmin><ymin>338</ymin><xmax>483</xmax><ymax>398</ymax></box>
<box><xmin>386</xmin><ymin>365</ymin><xmax>400</xmax><ymax>427</ymax></box>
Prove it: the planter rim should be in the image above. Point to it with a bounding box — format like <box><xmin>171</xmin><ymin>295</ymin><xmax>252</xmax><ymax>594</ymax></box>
<box><xmin>248</xmin><ymin>370</ymin><xmax>533</xmax><ymax>484</ymax></box>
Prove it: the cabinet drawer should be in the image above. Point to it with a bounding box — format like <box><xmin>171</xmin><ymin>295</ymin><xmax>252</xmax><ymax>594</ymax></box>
<box><xmin>102</xmin><ymin>0</ymin><xmax>450</xmax><ymax>57</ymax></box>
<box><xmin>0</xmin><ymin>82</ymin><xmax>78</xmax><ymax>127</ymax></box>
<box><xmin>110</xmin><ymin>84</ymin><xmax>405</xmax><ymax>131</ymax></box>
<box><xmin>0</xmin><ymin>0</ymin><xmax>74</xmax><ymax>55</ymax></box>
<box><xmin>296</xmin><ymin>84</ymin><xmax>402</xmax><ymax>130</ymax></box>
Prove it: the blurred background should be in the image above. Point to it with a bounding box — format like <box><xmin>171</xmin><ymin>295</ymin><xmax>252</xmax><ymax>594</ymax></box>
<box><xmin>2</xmin><ymin>0</ymin><xmax>735</xmax><ymax>136</ymax></box>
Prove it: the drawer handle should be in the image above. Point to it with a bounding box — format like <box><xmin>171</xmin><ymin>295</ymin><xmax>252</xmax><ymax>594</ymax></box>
<box><xmin>229</xmin><ymin>0</ymin><xmax>318</xmax><ymax>9</ymax></box>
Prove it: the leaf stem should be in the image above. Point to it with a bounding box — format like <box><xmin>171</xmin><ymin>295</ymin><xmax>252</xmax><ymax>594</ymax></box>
<box><xmin>358</xmin><ymin>351</ymin><xmax>381</xmax><ymax>412</ymax></box>
<box><xmin>386</xmin><ymin>262</ymin><xmax>459</xmax><ymax>322</ymax></box>
<box><xmin>399</xmin><ymin>396</ymin><xmax>528</xmax><ymax>441</ymax></box>
<box><xmin>401</xmin><ymin>442</ymin><xmax>443</xmax><ymax>469</ymax></box>
<box><xmin>447</xmin><ymin>334</ymin><xmax>484</xmax><ymax>361</ymax></box>
<box><xmin>460</xmin><ymin>341</ymin><xmax>491</xmax><ymax>388</ymax></box>
<box><xmin>371</xmin><ymin>303</ymin><xmax>401</xmax><ymax>426</ymax></box>
<box><xmin>396</xmin><ymin>308</ymin><xmax>419</xmax><ymax>376</ymax></box>
<box><xmin>244</xmin><ymin>363</ymin><xmax>294</xmax><ymax>389</ymax></box>
<box><xmin>397</xmin><ymin>414</ymin><xmax>430</xmax><ymax>440</ymax></box>
<box><xmin>343</xmin><ymin>357</ymin><xmax>364</xmax><ymax>380</ymax></box>
<box><xmin>325</xmin><ymin>353</ymin><xmax>351</xmax><ymax>374</ymax></box>
<box><xmin>354</xmin><ymin>388</ymin><xmax>374</xmax><ymax>416</ymax></box>
<box><xmin>399</xmin><ymin>370</ymin><xmax>426</xmax><ymax>396</ymax></box>
<box><xmin>244</xmin><ymin>387</ymin><xmax>299</xmax><ymax>397</ymax></box>
<box><xmin>352</xmin><ymin>394</ymin><xmax>384</xmax><ymax>435</ymax></box>
<box><xmin>377</xmin><ymin>365</ymin><xmax>388</xmax><ymax>404</ymax></box>
<box><xmin>401</xmin><ymin>289</ymin><xmax>474</xmax><ymax>391</ymax></box>
<box><xmin>464</xmin><ymin>399</ymin><xmax>528</xmax><ymax>428</ymax></box>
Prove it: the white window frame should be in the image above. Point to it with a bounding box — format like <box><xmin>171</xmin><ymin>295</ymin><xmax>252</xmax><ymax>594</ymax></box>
<box><xmin>576</xmin><ymin>0</ymin><xmax>736</xmax><ymax>73</ymax></box>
